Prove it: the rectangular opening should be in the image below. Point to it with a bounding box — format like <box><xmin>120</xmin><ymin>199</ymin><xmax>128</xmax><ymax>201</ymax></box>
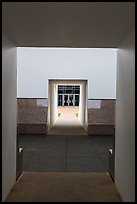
<box><xmin>58</xmin><ymin>85</ymin><xmax>80</xmax><ymax>107</ymax></box>
<box><xmin>47</xmin><ymin>79</ymin><xmax>88</xmax><ymax>135</ymax></box>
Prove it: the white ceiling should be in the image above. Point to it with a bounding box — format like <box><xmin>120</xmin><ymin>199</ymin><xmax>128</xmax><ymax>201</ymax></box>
<box><xmin>2</xmin><ymin>2</ymin><xmax>135</xmax><ymax>47</ymax></box>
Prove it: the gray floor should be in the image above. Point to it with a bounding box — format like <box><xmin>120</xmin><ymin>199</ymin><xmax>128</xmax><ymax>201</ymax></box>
<box><xmin>5</xmin><ymin>172</ymin><xmax>122</xmax><ymax>202</ymax></box>
<box><xmin>18</xmin><ymin>134</ymin><xmax>113</xmax><ymax>172</ymax></box>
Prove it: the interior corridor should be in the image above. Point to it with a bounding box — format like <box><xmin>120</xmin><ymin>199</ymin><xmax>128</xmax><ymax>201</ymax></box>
<box><xmin>48</xmin><ymin>107</ymin><xmax>87</xmax><ymax>135</ymax></box>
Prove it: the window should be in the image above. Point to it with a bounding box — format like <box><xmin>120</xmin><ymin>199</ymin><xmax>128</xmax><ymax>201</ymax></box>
<box><xmin>58</xmin><ymin>85</ymin><xmax>80</xmax><ymax>106</ymax></box>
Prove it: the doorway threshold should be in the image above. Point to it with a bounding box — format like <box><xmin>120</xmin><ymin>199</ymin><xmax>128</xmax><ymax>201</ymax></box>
<box><xmin>47</xmin><ymin>107</ymin><xmax>87</xmax><ymax>136</ymax></box>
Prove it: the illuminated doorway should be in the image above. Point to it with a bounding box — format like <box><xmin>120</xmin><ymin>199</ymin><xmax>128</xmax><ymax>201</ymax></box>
<box><xmin>47</xmin><ymin>79</ymin><xmax>88</xmax><ymax>135</ymax></box>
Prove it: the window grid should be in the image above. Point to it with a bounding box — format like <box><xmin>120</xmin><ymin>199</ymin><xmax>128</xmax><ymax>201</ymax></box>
<box><xmin>58</xmin><ymin>85</ymin><xmax>80</xmax><ymax>107</ymax></box>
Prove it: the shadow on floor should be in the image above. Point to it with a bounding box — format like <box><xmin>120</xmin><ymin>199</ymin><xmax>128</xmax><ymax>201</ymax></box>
<box><xmin>18</xmin><ymin>134</ymin><xmax>113</xmax><ymax>173</ymax></box>
<box><xmin>5</xmin><ymin>172</ymin><xmax>122</xmax><ymax>202</ymax></box>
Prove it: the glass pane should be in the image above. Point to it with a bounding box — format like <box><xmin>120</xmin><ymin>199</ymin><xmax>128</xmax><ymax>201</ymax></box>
<box><xmin>58</xmin><ymin>86</ymin><xmax>65</xmax><ymax>94</ymax></box>
<box><xmin>75</xmin><ymin>95</ymin><xmax>79</xmax><ymax>106</ymax></box>
<box><xmin>58</xmin><ymin>95</ymin><xmax>63</xmax><ymax>106</ymax></box>
<box><xmin>75</xmin><ymin>102</ymin><xmax>79</xmax><ymax>106</ymax></box>
<box><xmin>64</xmin><ymin>95</ymin><xmax>68</xmax><ymax>106</ymax></box>
<box><xmin>65</xmin><ymin>86</ymin><xmax>72</xmax><ymax>94</ymax></box>
<box><xmin>66</xmin><ymin>89</ymin><xmax>73</xmax><ymax>94</ymax></box>
<box><xmin>66</xmin><ymin>86</ymin><xmax>72</xmax><ymax>89</ymax></box>
<box><xmin>58</xmin><ymin>90</ymin><xmax>63</xmax><ymax>94</ymax></box>
<box><xmin>75</xmin><ymin>95</ymin><xmax>79</xmax><ymax>100</ymax></box>
<box><xmin>75</xmin><ymin>89</ymin><xmax>80</xmax><ymax>94</ymax></box>
<box><xmin>75</xmin><ymin>86</ymin><xmax>80</xmax><ymax>94</ymax></box>
<box><xmin>69</xmin><ymin>95</ymin><xmax>73</xmax><ymax>106</ymax></box>
<box><xmin>58</xmin><ymin>85</ymin><xmax>80</xmax><ymax>94</ymax></box>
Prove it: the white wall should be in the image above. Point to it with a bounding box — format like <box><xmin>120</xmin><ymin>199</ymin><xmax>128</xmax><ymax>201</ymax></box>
<box><xmin>79</xmin><ymin>81</ymin><xmax>88</xmax><ymax>131</ymax></box>
<box><xmin>115</xmin><ymin>29</ymin><xmax>135</xmax><ymax>202</ymax></box>
<box><xmin>2</xmin><ymin>33</ymin><xmax>17</xmax><ymax>201</ymax></box>
<box><xmin>48</xmin><ymin>81</ymin><xmax>58</xmax><ymax>130</ymax></box>
<box><xmin>17</xmin><ymin>48</ymin><xmax>117</xmax><ymax>99</ymax></box>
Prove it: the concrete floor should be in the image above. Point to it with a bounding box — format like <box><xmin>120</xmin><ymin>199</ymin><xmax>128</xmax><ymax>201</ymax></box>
<box><xmin>18</xmin><ymin>134</ymin><xmax>113</xmax><ymax>172</ymax></box>
<box><xmin>12</xmin><ymin>106</ymin><xmax>118</xmax><ymax>202</ymax></box>
<box><xmin>9</xmin><ymin>134</ymin><xmax>119</xmax><ymax>202</ymax></box>
<box><xmin>5</xmin><ymin>172</ymin><xmax>122</xmax><ymax>202</ymax></box>
<box><xmin>48</xmin><ymin>107</ymin><xmax>87</xmax><ymax>135</ymax></box>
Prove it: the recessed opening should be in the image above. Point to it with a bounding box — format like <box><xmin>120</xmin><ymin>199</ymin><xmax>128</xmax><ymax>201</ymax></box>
<box><xmin>47</xmin><ymin>79</ymin><xmax>88</xmax><ymax>135</ymax></box>
<box><xmin>17</xmin><ymin>47</ymin><xmax>117</xmax><ymax>176</ymax></box>
<box><xmin>58</xmin><ymin>85</ymin><xmax>80</xmax><ymax>107</ymax></box>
